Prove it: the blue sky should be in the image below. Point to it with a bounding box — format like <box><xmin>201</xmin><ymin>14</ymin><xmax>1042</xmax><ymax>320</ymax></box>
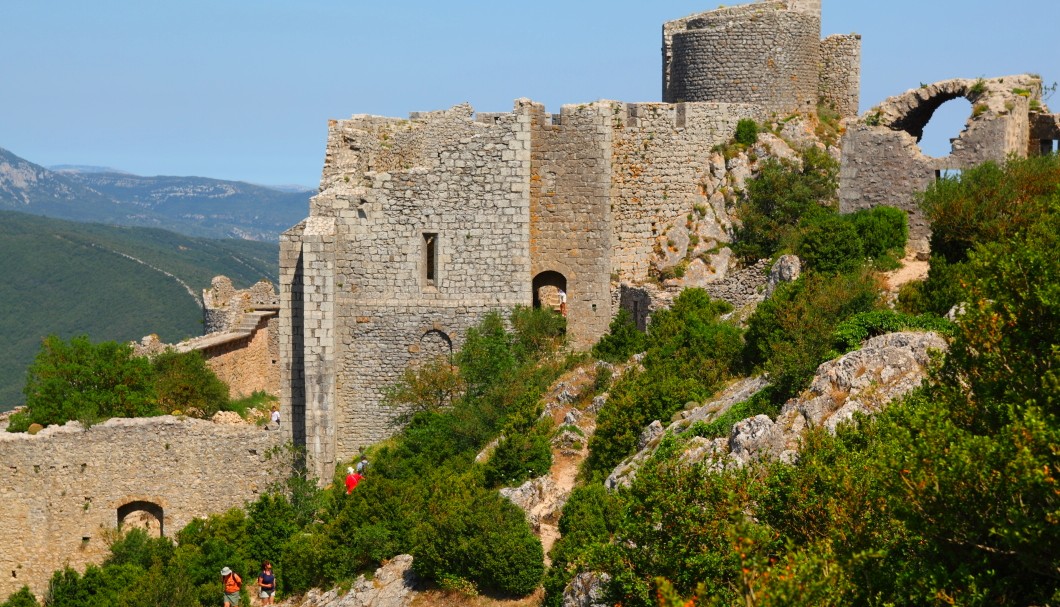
<box><xmin>1</xmin><ymin>1</ymin><xmax>1056</xmax><ymax>187</ymax></box>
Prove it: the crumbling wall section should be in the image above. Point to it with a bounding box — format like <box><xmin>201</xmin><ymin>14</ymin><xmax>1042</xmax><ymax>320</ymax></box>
<box><xmin>0</xmin><ymin>417</ymin><xmax>279</xmax><ymax>599</ymax></box>
<box><xmin>819</xmin><ymin>34</ymin><xmax>862</xmax><ymax>117</ymax></box>
<box><xmin>529</xmin><ymin>101</ymin><xmax>614</xmax><ymax>350</ymax></box>
<box><xmin>664</xmin><ymin>2</ymin><xmax>821</xmax><ymax>116</ymax></box>
<box><xmin>610</xmin><ymin>101</ymin><xmax>764</xmax><ymax>283</ymax></box>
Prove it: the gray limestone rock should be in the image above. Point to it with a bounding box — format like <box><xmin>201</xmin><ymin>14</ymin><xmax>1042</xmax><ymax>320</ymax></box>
<box><xmin>562</xmin><ymin>572</ymin><xmax>612</xmax><ymax>607</ymax></box>
<box><xmin>271</xmin><ymin>558</ymin><xmax>418</xmax><ymax>607</ymax></box>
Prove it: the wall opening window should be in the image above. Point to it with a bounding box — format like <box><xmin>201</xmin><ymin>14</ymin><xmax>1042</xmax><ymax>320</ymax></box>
<box><xmin>423</xmin><ymin>233</ymin><xmax>438</xmax><ymax>287</ymax></box>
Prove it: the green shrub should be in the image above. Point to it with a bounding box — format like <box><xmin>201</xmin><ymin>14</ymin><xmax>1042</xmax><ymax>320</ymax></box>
<box><xmin>0</xmin><ymin>587</ymin><xmax>39</xmax><ymax>607</ymax></box>
<box><xmin>849</xmin><ymin>205</ymin><xmax>908</xmax><ymax>260</ymax></box>
<box><xmin>744</xmin><ymin>270</ymin><xmax>880</xmax><ymax>401</ymax></box>
<box><xmin>586</xmin><ymin>289</ymin><xmax>743</xmax><ymax>477</ymax></box>
<box><xmin>831</xmin><ymin>310</ymin><xmax>953</xmax><ymax>353</ymax></box>
<box><xmin>483</xmin><ymin>425</ymin><xmax>553</xmax><ymax>488</ymax></box>
<box><xmin>591</xmin><ymin>309</ymin><xmax>647</xmax><ymax>363</ymax></box>
<box><xmin>152</xmin><ymin>350</ymin><xmax>229</xmax><ymax>417</ymax></box>
<box><xmin>895</xmin><ymin>254</ymin><xmax>966</xmax><ymax>316</ymax></box>
<box><xmin>732</xmin><ymin>147</ymin><xmax>839</xmax><ymax>263</ymax></box>
<box><xmin>15</xmin><ymin>335</ymin><xmax>157</xmax><ymax>430</ymax></box>
<box><xmin>796</xmin><ymin>214</ymin><xmax>865</xmax><ymax>274</ymax></box>
<box><xmin>412</xmin><ymin>477</ymin><xmax>544</xmax><ymax>596</ymax></box>
<box><xmin>734</xmin><ymin>118</ymin><xmax>759</xmax><ymax>146</ymax></box>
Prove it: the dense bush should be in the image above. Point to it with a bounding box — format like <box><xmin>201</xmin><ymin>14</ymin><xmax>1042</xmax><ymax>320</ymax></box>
<box><xmin>795</xmin><ymin>214</ymin><xmax>864</xmax><ymax>274</ymax></box>
<box><xmin>921</xmin><ymin>154</ymin><xmax>1060</xmax><ymax>263</ymax></box>
<box><xmin>590</xmin><ymin>309</ymin><xmax>646</xmax><ymax>363</ymax></box>
<box><xmin>153</xmin><ymin>350</ymin><xmax>229</xmax><ymax>417</ymax></box>
<box><xmin>731</xmin><ymin>146</ymin><xmax>839</xmax><ymax>263</ymax></box>
<box><xmin>0</xmin><ymin>587</ymin><xmax>38</xmax><ymax>607</ymax></box>
<box><xmin>483</xmin><ymin>424</ymin><xmax>553</xmax><ymax>488</ymax></box>
<box><xmin>831</xmin><ymin>309</ymin><xmax>953</xmax><ymax>353</ymax></box>
<box><xmin>848</xmin><ymin>205</ymin><xmax>908</xmax><ymax>261</ymax></box>
<box><xmin>8</xmin><ymin>335</ymin><xmax>239</xmax><ymax>432</ymax></box>
<box><xmin>11</xmin><ymin>335</ymin><xmax>157</xmax><ymax>431</ymax></box>
<box><xmin>734</xmin><ymin>118</ymin><xmax>759</xmax><ymax>146</ymax></box>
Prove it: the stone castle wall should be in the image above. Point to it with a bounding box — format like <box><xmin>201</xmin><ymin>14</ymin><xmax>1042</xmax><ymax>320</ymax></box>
<box><xmin>819</xmin><ymin>34</ymin><xmax>862</xmax><ymax>117</ymax></box>
<box><xmin>0</xmin><ymin>417</ymin><xmax>279</xmax><ymax>599</ymax></box>
<box><xmin>528</xmin><ymin>102</ymin><xmax>614</xmax><ymax>350</ymax></box>
<box><xmin>610</xmin><ymin>101</ymin><xmax>765</xmax><ymax>282</ymax></box>
<box><xmin>282</xmin><ymin>103</ymin><xmax>534</xmax><ymax>480</ymax></box>
<box><xmin>840</xmin><ymin>75</ymin><xmax>1043</xmax><ymax>255</ymax></box>
<box><xmin>664</xmin><ymin>2</ymin><xmax>821</xmax><ymax>116</ymax></box>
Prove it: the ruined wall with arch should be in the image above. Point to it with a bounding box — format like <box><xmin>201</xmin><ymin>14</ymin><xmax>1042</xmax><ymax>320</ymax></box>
<box><xmin>0</xmin><ymin>416</ymin><xmax>280</xmax><ymax>599</ymax></box>
<box><xmin>840</xmin><ymin>75</ymin><xmax>1047</xmax><ymax>255</ymax></box>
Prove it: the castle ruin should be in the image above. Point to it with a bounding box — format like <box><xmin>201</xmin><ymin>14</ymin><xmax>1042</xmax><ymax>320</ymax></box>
<box><xmin>279</xmin><ymin>0</ymin><xmax>862</xmax><ymax>480</ymax></box>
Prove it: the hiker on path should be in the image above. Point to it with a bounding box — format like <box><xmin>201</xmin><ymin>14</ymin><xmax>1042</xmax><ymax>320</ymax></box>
<box><xmin>221</xmin><ymin>566</ymin><xmax>242</xmax><ymax>607</ymax></box>
<box><xmin>356</xmin><ymin>454</ymin><xmax>369</xmax><ymax>475</ymax></box>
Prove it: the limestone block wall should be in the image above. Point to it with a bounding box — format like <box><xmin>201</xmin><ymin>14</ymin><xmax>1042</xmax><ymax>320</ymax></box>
<box><xmin>0</xmin><ymin>417</ymin><xmax>279</xmax><ymax>599</ymax></box>
<box><xmin>283</xmin><ymin>103</ymin><xmax>533</xmax><ymax>479</ymax></box>
<box><xmin>664</xmin><ymin>2</ymin><xmax>821</xmax><ymax>116</ymax></box>
<box><xmin>529</xmin><ymin>101</ymin><xmax>614</xmax><ymax>350</ymax></box>
<box><xmin>609</xmin><ymin>101</ymin><xmax>764</xmax><ymax>282</ymax></box>
<box><xmin>819</xmin><ymin>34</ymin><xmax>862</xmax><ymax>117</ymax></box>
<box><xmin>840</xmin><ymin>75</ymin><xmax>1041</xmax><ymax>255</ymax></box>
<box><xmin>200</xmin><ymin>315</ymin><xmax>280</xmax><ymax>399</ymax></box>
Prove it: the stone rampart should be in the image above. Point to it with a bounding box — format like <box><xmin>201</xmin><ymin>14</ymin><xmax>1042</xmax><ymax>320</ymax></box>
<box><xmin>282</xmin><ymin>102</ymin><xmax>533</xmax><ymax>479</ymax></box>
<box><xmin>0</xmin><ymin>416</ymin><xmax>280</xmax><ymax>599</ymax></box>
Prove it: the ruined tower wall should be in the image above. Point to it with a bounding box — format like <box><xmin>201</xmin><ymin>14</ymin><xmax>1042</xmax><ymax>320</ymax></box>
<box><xmin>0</xmin><ymin>417</ymin><xmax>279</xmax><ymax>599</ymax></box>
<box><xmin>664</xmin><ymin>2</ymin><xmax>821</xmax><ymax>116</ymax></box>
<box><xmin>282</xmin><ymin>104</ymin><xmax>534</xmax><ymax>479</ymax></box>
<box><xmin>609</xmin><ymin>101</ymin><xmax>765</xmax><ymax>282</ymax></box>
<box><xmin>819</xmin><ymin>34</ymin><xmax>862</xmax><ymax>117</ymax></box>
<box><xmin>529</xmin><ymin>102</ymin><xmax>614</xmax><ymax>350</ymax></box>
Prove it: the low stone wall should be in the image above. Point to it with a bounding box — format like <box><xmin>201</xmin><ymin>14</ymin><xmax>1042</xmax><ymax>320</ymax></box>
<box><xmin>0</xmin><ymin>416</ymin><xmax>281</xmax><ymax>599</ymax></box>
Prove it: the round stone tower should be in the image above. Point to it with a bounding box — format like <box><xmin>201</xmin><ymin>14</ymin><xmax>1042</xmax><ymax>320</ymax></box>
<box><xmin>663</xmin><ymin>1</ymin><xmax>822</xmax><ymax>116</ymax></box>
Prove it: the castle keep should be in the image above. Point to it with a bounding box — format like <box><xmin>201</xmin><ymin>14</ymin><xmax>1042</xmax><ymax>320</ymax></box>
<box><xmin>279</xmin><ymin>0</ymin><xmax>862</xmax><ymax>479</ymax></box>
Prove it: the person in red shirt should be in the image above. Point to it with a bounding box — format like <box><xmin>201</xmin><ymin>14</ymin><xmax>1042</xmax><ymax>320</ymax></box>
<box><xmin>345</xmin><ymin>466</ymin><xmax>363</xmax><ymax>494</ymax></box>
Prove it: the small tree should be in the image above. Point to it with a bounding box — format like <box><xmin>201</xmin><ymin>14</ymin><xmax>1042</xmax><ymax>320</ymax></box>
<box><xmin>15</xmin><ymin>335</ymin><xmax>156</xmax><ymax>430</ymax></box>
<box><xmin>383</xmin><ymin>356</ymin><xmax>464</xmax><ymax>425</ymax></box>
<box><xmin>152</xmin><ymin>350</ymin><xmax>229</xmax><ymax>417</ymax></box>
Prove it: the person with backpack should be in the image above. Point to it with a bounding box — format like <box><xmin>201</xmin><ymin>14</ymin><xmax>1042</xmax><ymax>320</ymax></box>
<box><xmin>221</xmin><ymin>566</ymin><xmax>242</xmax><ymax>607</ymax></box>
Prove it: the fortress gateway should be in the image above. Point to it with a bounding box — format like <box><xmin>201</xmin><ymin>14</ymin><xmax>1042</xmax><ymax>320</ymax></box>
<box><xmin>278</xmin><ymin>0</ymin><xmax>862</xmax><ymax>479</ymax></box>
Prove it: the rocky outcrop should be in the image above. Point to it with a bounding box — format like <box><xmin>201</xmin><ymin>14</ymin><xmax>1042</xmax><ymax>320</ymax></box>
<box><xmin>562</xmin><ymin>572</ymin><xmax>612</xmax><ymax>607</ymax></box>
<box><xmin>607</xmin><ymin>331</ymin><xmax>947</xmax><ymax>487</ymax></box>
<box><xmin>277</xmin><ymin>555</ymin><xmax>418</xmax><ymax>607</ymax></box>
<box><xmin>606</xmin><ymin>376</ymin><xmax>770</xmax><ymax>489</ymax></box>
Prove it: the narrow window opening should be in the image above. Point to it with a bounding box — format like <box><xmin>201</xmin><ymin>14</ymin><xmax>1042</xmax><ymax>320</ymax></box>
<box><xmin>423</xmin><ymin>233</ymin><xmax>438</xmax><ymax>287</ymax></box>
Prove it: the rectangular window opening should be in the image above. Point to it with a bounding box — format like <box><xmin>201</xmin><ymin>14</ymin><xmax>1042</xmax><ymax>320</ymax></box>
<box><xmin>423</xmin><ymin>233</ymin><xmax>438</xmax><ymax>287</ymax></box>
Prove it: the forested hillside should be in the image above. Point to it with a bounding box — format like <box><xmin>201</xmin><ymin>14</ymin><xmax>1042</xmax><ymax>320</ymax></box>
<box><xmin>0</xmin><ymin>211</ymin><xmax>278</xmax><ymax>409</ymax></box>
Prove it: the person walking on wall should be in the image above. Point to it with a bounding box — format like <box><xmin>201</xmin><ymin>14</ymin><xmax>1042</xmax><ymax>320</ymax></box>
<box><xmin>220</xmin><ymin>566</ymin><xmax>242</xmax><ymax>607</ymax></box>
<box><xmin>258</xmin><ymin>561</ymin><xmax>276</xmax><ymax>605</ymax></box>
<box><xmin>345</xmin><ymin>466</ymin><xmax>364</xmax><ymax>494</ymax></box>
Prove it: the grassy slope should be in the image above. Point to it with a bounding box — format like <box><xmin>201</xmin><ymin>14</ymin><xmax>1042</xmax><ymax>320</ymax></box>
<box><xmin>0</xmin><ymin>211</ymin><xmax>279</xmax><ymax>410</ymax></box>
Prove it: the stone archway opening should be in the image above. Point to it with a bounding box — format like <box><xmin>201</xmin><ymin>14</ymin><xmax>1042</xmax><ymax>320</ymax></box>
<box><xmin>915</xmin><ymin>96</ymin><xmax>974</xmax><ymax>158</ymax></box>
<box><xmin>117</xmin><ymin>501</ymin><xmax>164</xmax><ymax>537</ymax></box>
<box><xmin>532</xmin><ymin>271</ymin><xmax>567</xmax><ymax>314</ymax></box>
<box><xmin>418</xmin><ymin>330</ymin><xmax>453</xmax><ymax>360</ymax></box>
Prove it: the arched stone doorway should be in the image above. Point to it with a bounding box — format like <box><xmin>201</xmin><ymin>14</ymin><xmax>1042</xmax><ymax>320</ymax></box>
<box><xmin>532</xmin><ymin>271</ymin><xmax>567</xmax><ymax>313</ymax></box>
<box><xmin>117</xmin><ymin>500</ymin><xmax>165</xmax><ymax>537</ymax></box>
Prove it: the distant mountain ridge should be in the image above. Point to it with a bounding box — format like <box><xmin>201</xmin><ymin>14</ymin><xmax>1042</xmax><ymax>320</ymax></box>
<box><xmin>0</xmin><ymin>147</ymin><xmax>311</xmax><ymax>241</ymax></box>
